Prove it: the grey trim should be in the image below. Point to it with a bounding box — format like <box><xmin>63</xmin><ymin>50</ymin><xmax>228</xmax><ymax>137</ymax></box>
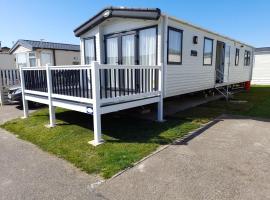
<box><xmin>74</xmin><ymin>7</ymin><xmax>161</xmax><ymax>37</ymax></box>
<box><xmin>9</xmin><ymin>40</ymin><xmax>80</xmax><ymax>54</ymax></box>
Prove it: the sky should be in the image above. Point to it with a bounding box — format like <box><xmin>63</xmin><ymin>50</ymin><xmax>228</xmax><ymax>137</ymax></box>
<box><xmin>0</xmin><ymin>0</ymin><xmax>269</xmax><ymax>48</ymax></box>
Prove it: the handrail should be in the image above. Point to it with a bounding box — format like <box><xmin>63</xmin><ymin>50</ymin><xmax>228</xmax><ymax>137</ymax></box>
<box><xmin>21</xmin><ymin>62</ymin><xmax>162</xmax><ymax>104</ymax></box>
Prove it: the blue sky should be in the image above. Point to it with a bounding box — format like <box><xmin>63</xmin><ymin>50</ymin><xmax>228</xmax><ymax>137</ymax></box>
<box><xmin>1</xmin><ymin>0</ymin><xmax>269</xmax><ymax>48</ymax></box>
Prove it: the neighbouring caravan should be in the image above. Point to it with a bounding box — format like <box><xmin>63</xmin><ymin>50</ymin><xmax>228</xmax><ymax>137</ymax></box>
<box><xmin>20</xmin><ymin>7</ymin><xmax>254</xmax><ymax>145</ymax></box>
<box><xmin>9</xmin><ymin>40</ymin><xmax>81</xmax><ymax>68</ymax></box>
<box><xmin>0</xmin><ymin>46</ymin><xmax>15</xmax><ymax>69</ymax></box>
<box><xmin>252</xmin><ymin>47</ymin><xmax>270</xmax><ymax>85</ymax></box>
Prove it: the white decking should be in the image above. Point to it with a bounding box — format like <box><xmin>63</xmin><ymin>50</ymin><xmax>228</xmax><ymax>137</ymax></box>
<box><xmin>20</xmin><ymin>62</ymin><xmax>163</xmax><ymax>145</ymax></box>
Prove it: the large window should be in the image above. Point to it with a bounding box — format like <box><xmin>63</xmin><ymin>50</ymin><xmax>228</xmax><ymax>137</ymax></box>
<box><xmin>105</xmin><ymin>26</ymin><xmax>157</xmax><ymax>66</ymax></box>
<box><xmin>16</xmin><ymin>53</ymin><xmax>27</xmax><ymax>68</ymax></box>
<box><xmin>139</xmin><ymin>27</ymin><xmax>157</xmax><ymax>65</ymax></box>
<box><xmin>41</xmin><ymin>52</ymin><xmax>53</xmax><ymax>66</ymax></box>
<box><xmin>203</xmin><ymin>37</ymin><xmax>213</xmax><ymax>65</ymax></box>
<box><xmin>244</xmin><ymin>50</ymin><xmax>251</xmax><ymax>66</ymax></box>
<box><xmin>84</xmin><ymin>37</ymin><xmax>96</xmax><ymax>64</ymax></box>
<box><xmin>106</xmin><ymin>37</ymin><xmax>119</xmax><ymax>64</ymax></box>
<box><xmin>235</xmin><ymin>48</ymin><xmax>239</xmax><ymax>66</ymax></box>
<box><xmin>167</xmin><ymin>27</ymin><xmax>183</xmax><ymax>64</ymax></box>
<box><xmin>122</xmin><ymin>34</ymin><xmax>135</xmax><ymax>65</ymax></box>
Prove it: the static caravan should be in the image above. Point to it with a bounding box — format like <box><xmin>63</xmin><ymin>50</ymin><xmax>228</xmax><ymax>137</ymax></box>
<box><xmin>252</xmin><ymin>47</ymin><xmax>270</xmax><ymax>85</ymax></box>
<box><xmin>0</xmin><ymin>46</ymin><xmax>15</xmax><ymax>69</ymax></box>
<box><xmin>9</xmin><ymin>40</ymin><xmax>81</xmax><ymax>68</ymax></box>
<box><xmin>20</xmin><ymin>7</ymin><xmax>254</xmax><ymax>146</ymax></box>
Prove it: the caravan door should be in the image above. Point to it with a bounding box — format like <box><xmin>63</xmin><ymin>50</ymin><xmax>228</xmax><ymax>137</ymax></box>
<box><xmin>223</xmin><ymin>45</ymin><xmax>231</xmax><ymax>83</ymax></box>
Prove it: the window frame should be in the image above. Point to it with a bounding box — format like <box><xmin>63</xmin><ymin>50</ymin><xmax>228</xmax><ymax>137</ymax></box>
<box><xmin>167</xmin><ymin>26</ymin><xmax>183</xmax><ymax>65</ymax></box>
<box><xmin>28</xmin><ymin>52</ymin><xmax>37</xmax><ymax>67</ymax></box>
<box><xmin>203</xmin><ymin>37</ymin><xmax>214</xmax><ymax>66</ymax></box>
<box><xmin>104</xmin><ymin>25</ymin><xmax>158</xmax><ymax>65</ymax></box>
<box><xmin>83</xmin><ymin>36</ymin><xmax>96</xmax><ymax>65</ymax></box>
<box><xmin>244</xmin><ymin>50</ymin><xmax>251</xmax><ymax>66</ymax></box>
<box><xmin>235</xmin><ymin>48</ymin><xmax>240</xmax><ymax>66</ymax></box>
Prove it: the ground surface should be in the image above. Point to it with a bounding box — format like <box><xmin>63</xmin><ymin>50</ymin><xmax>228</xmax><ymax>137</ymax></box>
<box><xmin>97</xmin><ymin>116</ymin><xmax>270</xmax><ymax>200</ymax></box>
<box><xmin>0</xmin><ymin>105</ymin><xmax>104</xmax><ymax>200</ymax></box>
<box><xmin>1</xmin><ymin>86</ymin><xmax>270</xmax><ymax>199</ymax></box>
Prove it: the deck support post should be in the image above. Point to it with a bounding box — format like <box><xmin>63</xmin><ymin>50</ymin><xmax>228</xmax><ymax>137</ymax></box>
<box><xmin>89</xmin><ymin>61</ymin><xmax>104</xmax><ymax>146</ymax></box>
<box><xmin>19</xmin><ymin>67</ymin><xmax>29</xmax><ymax>118</ymax></box>
<box><xmin>46</xmin><ymin>65</ymin><xmax>56</xmax><ymax>128</ymax></box>
<box><xmin>157</xmin><ymin>62</ymin><xmax>164</xmax><ymax>122</ymax></box>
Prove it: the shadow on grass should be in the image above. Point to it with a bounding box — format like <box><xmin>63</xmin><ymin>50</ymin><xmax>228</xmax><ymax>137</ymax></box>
<box><xmin>55</xmin><ymin>109</ymin><xmax>193</xmax><ymax>144</ymax></box>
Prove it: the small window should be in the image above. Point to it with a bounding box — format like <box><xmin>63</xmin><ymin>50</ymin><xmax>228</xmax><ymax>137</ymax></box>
<box><xmin>244</xmin><ymin>50</ymin><xmax>251</xmax><ymax>66</ymax></box>
<box><xmin>84</xmin><ymin>37</ymin><xmax>96</xmax><ymax>64</ymax></box>
<box><xmin>235</xmin><ymin>48</ymin><xmax>239</xmax><ymax>66</ymax></box>
<box><xmin>203</xmin><ymin>38</ymin><xmax>213</xmax><ymax>65</ymax></box>
<box><xmin>28</xmin><ymin>52</ymin><xmax>36</xmax><ymax>67</ymax></box>
<box><xmin>167</xmin><ymin>27</ymin><xmax>183</xmax><ymax>64</ymax></box>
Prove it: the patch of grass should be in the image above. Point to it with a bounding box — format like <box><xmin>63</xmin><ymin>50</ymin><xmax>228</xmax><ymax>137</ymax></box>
<box><xmin>1</xmin><ymin>86</ymin><xmax>270</xmax><ymax>178</ymax></box>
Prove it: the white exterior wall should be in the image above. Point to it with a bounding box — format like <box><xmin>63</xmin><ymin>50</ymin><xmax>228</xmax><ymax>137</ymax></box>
<box><xmin>79</xmin><ymin>15</ymin><xmax>254</xmax><ymax>98</ymax></box>
<box><xmin>252</xmin><ymin>53</ymin><xmax>270</xmax><ymax>85</ymax></box>
<box><xmin>165</xmin><ymin>17</ymin><xmax>253</xmax><ymax>97</ymax></box>
<box><xmin>0</xmin><ymin>53</ymin><xmax>15</xmax><ymax>69</ymax></box>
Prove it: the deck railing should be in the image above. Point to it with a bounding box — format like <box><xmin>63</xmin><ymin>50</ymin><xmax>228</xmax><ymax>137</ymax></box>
<box><xmin>0</xmin><ymin>69</ymin><xmax>20</xmax><ymax>87</ymax></box>
<box><xmin>21</xmin><ymin>62</ymin><xmax>161</xmax><ymax>105</ymax></box>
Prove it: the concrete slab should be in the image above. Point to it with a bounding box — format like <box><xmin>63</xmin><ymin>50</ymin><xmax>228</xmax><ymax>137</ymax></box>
<box><xmin>0</xmin><ymin>105</ymin><xmax>105</xmax><ymax>200</ymax></box>
<box><xmin>97</xmin><ymin>116</ymin><xmax>270</xmax><ymax>200</ymax></box>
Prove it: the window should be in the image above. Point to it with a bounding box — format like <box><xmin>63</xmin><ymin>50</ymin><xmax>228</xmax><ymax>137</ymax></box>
<box><xmin>167</xmin><ymin>27</ymin><xmax>183</xmax><ymax>64</ymax></box>
<box><xmin>16</xmin><ymin>53</ymin><xmax>27</xmax><ymax>68</ymax></box>
<box><xmin>106</xmin><ymin>37</ymin><xmax>119</xmax><ymax>64</ymax></box>
<box><xmin>139</xmin><ymin>27</ymin><xmax>157</xmax><ymax>65</ymax></box>
<box><xmin>122</xmin><ymin>34</ymin><xmax>135</xmax><ymax>65</ymax></box>
<box><xmin>104</xmin><ymin>26</ymin><xmax>157</xmax><ymax>65</ymax></box>
<box><xmin>84</xmin><ymin>37</ymin><xmax>96</xmax><ymax>64</ymax></box>
<box><xmin>41</xmin><ymin>52</ymin><xmax>53</xmax><ymax>66</ymax></box>
<box><xmin>203</xmin><ymin>38</ymin><xmax>213</xmax><ymax>65</ymax></box>
<box><xmin>235</xmin><ymin>48</ymin><xmax>239</xmax><ymax>66</ymax></box>
<box><xmin>244</xmin><ymin>50</ymin><xmax>251</xmax><ymax>66</ymax></box>
<box><xmin>29</xmin><ymin>52</ymin><xmax>36</xmax><ymax>67</ymax></box>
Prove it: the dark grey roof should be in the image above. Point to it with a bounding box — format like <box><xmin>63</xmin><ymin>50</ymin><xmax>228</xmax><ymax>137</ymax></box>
<box><xmin>74</xmin><ymin>7</ymin><xmax>161</xmax><ymax>37</ymax></box>
<box><xmin>9</xmin><ymin>40</ymin><xmax>80</xmax><ymax>54</ymax></box>
<box><xmin>255</xmin><ymin>47</ymin><xmax>270</xmax><ymax>55</ymax></box>
<box><xmin>255</xmin><ymin>47</ymin><xmax>270</xmax><ymax>52</ymax></box>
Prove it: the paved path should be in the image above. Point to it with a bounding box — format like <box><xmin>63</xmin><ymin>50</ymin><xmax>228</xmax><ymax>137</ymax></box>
<box><xmin>97</xmin><ymin>116</ymin><xmax>270</xmax><ymax>200</ymax></box>
<box><xmin>0</xmin><ymin>105</ymin><xmax>105</xmax><ymax>200</ymax></box>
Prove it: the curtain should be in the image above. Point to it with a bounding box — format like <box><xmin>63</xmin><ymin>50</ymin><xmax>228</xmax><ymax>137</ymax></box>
<box><xmin>106</xmin><ymin>37</ymin><xmax>118</xmax><ymax>64</ymax></box>
<box><xmin>84</xmin><ymin>38</ymin><xmax>95</xmax><ymax>64</ymax></box>
<box><xmin>41</xmin><ymin>53</ymin><xmax>52</xmax><ymax>66</ymax></box>
<box><xmin>139</xmin><ymin>28</ymin><xmax>156</xmax><ymax>65</ymax></box>
<box><xmin>122</xmin><ymin>34</ymin><xmax>135</xmax><ymax>65</ymax></box>
<box><xmin>168</xmin><ymin>30</ymin><xmax>182</xmax><ymax>63</ymax></box>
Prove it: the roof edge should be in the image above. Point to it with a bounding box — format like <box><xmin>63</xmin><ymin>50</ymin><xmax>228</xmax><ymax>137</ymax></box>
<box><xmin>74</xmin><ymin>7</ymin><xmax>161</xmax><ymax>37</ymax></box>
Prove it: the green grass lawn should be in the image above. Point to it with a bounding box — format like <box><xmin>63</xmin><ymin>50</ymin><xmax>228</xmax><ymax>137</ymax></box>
<box><xmin>2</xmin><ymin>86</ymin><xmax>270</xmax><ymax>178</ymax></box>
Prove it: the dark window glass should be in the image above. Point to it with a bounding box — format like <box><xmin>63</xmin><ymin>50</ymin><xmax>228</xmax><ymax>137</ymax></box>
<box><xmin>203</xmin><ymin>38</ymin><xmax>213</xmax><ymax>65</ymax></box>
<box><xmin>244</xmin><ymin>50</ymin><xmax>251</xmax><ymax>66</ymax></box>
<box><xmin>167</xmin><ymin>27</ymin><xmax>183</xmax><ymax>64</ymax></box>
<box><xmin>235</xmin><ymin>48</ymin><xmax>239</xmax><ymax>66</ymax></box>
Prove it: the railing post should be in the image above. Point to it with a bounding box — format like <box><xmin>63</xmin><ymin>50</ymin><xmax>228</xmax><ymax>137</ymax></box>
<box><xmin>89</xmin><ymin>61</ymin><xmax>104</xmax><ymax>146</ymax></box>
<box><xmin>157</xmin><ymin>64</ymin><xmax>164</xmax><ymax>122</ymax></box>
<box><xmin>19</xmin><ymin>67</ymin><xmax>29</xmax><ymax>118</ymax></box>
<box><xmin>46</xmin><ymin>65</ymin><xmax>56</xmax><ymax>128</ymax></box>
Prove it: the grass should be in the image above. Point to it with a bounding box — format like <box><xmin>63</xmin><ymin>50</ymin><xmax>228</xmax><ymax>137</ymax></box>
<box><xmin>1</xmin><ymin>86</ymin><xmax>270</xmax><ymax>178</ymax></box>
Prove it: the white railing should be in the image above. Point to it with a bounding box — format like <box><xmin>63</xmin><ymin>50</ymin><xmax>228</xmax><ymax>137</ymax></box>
<box><xmin>20</xmin><ymin>62</ymin><xmax>162</xmax><ymax>105</ymax></box>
